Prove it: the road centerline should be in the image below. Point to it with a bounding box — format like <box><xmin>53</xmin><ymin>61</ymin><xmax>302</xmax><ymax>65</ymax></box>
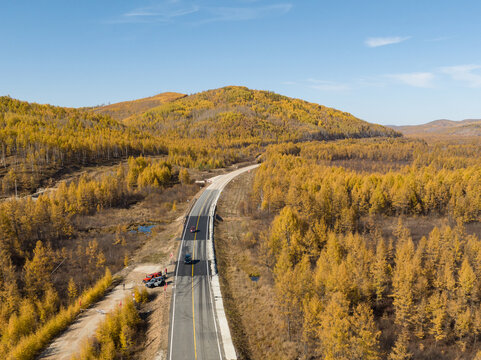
<box><xmin>192</xmin><ymin>194</ymin><xmax>209</xmax><ymax>360</ymax></box>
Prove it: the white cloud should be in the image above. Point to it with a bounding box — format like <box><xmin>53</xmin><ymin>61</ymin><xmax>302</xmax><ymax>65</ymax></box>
<box><xmin>440</xmin><ymin>64</ymin><xmax>481</xmax><ymax>87</ymax></box>
<box><xmin>365</xmin><ymin>36</ymin><xmax>411</xmax><ymax>48</ymax></box>
<box><xmin>124</xmin><ymin>7</ymin><xmax>199</xmax><ymax>19</ymax></box>
<box><xmin>286</xmin><ymin>64</ymin><xmax>481</xmax><ymax>92</ymax></box>
<box><xmin>386</xmin><ymin>72</ymin><xmax>434</xmax><ymax>87</ymax></box>
<box><xmin>109</xmin><ymin>2</ymin><xmax>292</xmax><ymax>25</ymax></box>
<box><xmin>307</xmin><ymin>79</ymin><xmax>350</xmax><ymax>91</ymax></box>
<box><xmin>107</xmin><ymin>3</ymin><xmax>200</xmax><ymax>24</ymax></box>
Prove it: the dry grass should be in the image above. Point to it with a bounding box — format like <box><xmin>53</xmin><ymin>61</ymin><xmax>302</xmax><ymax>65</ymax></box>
<box><xmin>363</xmin><ymin>213</ymin><xmax>481</xmax><ymax>244</ymax></box>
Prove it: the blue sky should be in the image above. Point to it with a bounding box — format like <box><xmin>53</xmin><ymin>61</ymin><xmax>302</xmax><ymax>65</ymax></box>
<box><xmin>2</xmin><ymin>0</ymin><xmax>481</xmax><ymax>125</ymax></box>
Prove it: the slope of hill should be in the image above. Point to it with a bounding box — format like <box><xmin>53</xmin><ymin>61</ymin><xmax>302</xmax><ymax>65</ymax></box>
<box><xmin>390</xmin><ymin>118</ymin><xmax>481</xmax><ymax>136</ymax></box>
<box><xmin>127</xmin><ymin>86</ymin><xmax>400</xmax><ymax>143</ymax></box>
<box><xmin>90</xmin><ymin>92</ymin><xmax>185</xmax><ymax>120</ymax></box>
<box><xmin>0</xmin><ymin>96</ymin><xmax>165</xmax><ymax>195</ymax></box>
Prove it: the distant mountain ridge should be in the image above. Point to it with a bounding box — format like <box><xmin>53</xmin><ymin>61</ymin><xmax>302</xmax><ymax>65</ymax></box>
<box><xmin>389</xmin><ymin>118</ymin><xmax>481</xmax><ymax>136</ymax></box>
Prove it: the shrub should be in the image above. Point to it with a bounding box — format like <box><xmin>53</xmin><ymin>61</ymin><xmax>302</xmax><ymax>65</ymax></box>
<box><xmin>71</xmin><ymin>297</ymin><xmax>142</xmax><ymax>360</ymax></box>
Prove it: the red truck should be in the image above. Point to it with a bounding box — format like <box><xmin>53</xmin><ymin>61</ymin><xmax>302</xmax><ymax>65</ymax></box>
<box><xmin>143</xmin><ymin>271</ymin><xmax>163</xmax><ymax>283</ymax></box>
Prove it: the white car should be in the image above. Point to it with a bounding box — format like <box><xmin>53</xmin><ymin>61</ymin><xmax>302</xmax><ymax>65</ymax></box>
<box><xmin>145</xmin><ymin>276</ymin><xmax>165</xmax><ymax>288</ymax></box>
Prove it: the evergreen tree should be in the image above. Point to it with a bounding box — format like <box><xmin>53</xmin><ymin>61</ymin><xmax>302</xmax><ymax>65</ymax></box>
<box><xmin>350</xmin><ymin>303</ymin><xmax>381</xmax><ymax>360</ymax></box>
<box><xmin>389</xmin><ymin>330</ymin><xmax>412</xmax><ymax>360</ymax></box>
<box><xmin>23</xmin><ymin>240</ymin><xmax>55</xmax><ymax>299</ymax></box>
<box><xmin>68</xmin><ymin>277</ymin><xmax>78</xmax><ymax>302</ymax></box>
<box><xmin>372</xmin><ymin>237</ymin><xmax>389</xmax><ymax>303</ymax></box>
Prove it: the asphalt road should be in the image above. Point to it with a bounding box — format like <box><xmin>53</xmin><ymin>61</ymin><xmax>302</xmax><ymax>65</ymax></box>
<box><xmin>168</xmin><ymin>165</ymin><xmax>258</xmax><ymax>360</ymax></box>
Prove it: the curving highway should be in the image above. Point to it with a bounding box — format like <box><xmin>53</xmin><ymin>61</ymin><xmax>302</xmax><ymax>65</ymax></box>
<box><xmin>168</xmin><ymin>164</ymin><xmax>259</xmax><ymax>360</ymax></box>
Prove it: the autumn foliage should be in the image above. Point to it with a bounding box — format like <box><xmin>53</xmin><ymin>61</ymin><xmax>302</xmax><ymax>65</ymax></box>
<box><xmin>0</xmin><ymin>87</ymin><xmax>410</xmax><ymax>358</ymax></box>
<box><xmin>0</xmin><ymin>155</ymin><xmax>176</xmax><ymax>359</ymax></box>
<box><xmin>0</xmin><ymin>87</ymin><xmax>397</xmax><ymax>196</ymax></box>
<box><xmin>71</xmin><ymin>297</ymin><xmax>142</xmax><ymax>360</ymax></box>
<box><xmin>3</xmin><ymin>269</ymin><xmax>112</xmax><ymax>360</ymax></box>
<box><xmin>247</xmin><ymin>138</ymin><xmax>481</xmax><ymax>359</ymax></box>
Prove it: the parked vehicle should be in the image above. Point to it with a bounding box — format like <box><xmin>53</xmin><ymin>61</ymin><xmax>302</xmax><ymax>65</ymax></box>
<box><xmin>145</xmin><ymin>276</ymin><xmax>165</xmax><ymax>288</ymax></box>
<box><xmin>143</xmin><ymin>271</ymin><xmax>162</xmax><ymax>283</ymax></box>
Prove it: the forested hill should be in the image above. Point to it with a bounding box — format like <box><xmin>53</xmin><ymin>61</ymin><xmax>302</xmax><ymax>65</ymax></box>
<box><xmin>0</xmin><ymin>87</ymin><xmax>399</xmax><ymax>196</ymax></box>
<box><xmin>0</xmin><ymin>96</ymin><xmax>161</xmax><ymax>195</ymax></box>
<box><xmin>125</xmin><ymin>86</ymin><xmax>400</xmax><ymax>142</ymax></box>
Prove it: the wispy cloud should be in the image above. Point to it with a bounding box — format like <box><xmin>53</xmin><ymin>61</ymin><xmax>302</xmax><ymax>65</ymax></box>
<box><xmin>307</xmin><ymin>79</ymin><xmax>351</xmax><ymax>91</ymax></box>
<box><xmin>386</xmin><ymin>72</ymin><xmax>434</xmax><ymax>87</ymax></box>
<box><xmin>124</xmin><ymin>7</ymin><xmax>199</xmax><ymax>19</ymax></box>
<box><xmin>287</xmin><ymin>64</ymin><xmax>481</xmax><ymax>92</ymax></box>
<box><xmin>108</xmin><ymin>2</ymin><xmax>200</xmax><ymax>24</ymax></box>
<box><xmin>385</xmin><ymin>66</ymin><xmax>481</xmax><ymax>88</ymax></box>
<box><xmin>197</xmin><ymin>3</ymin><xmax>292</xmax><ymax>24</ymax></box>
<box><xmin>365</xmin><ymin>36</ymin><xmax>411</xmax><ymax>48</ymax></box>
<box><xmin>108</xmin><ymin>1</ymin><xmax>292</xmax><ymax>25</ymax></box>
<box><xmin>440</xmin><ymin>64</ymin><xmax>481</xmax><ymax>87</ymax></box>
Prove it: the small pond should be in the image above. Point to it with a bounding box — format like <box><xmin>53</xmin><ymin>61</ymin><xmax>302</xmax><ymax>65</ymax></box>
<box><xmin>130</xmin><ymin>224</ymin><xmax>155</xmax><ymax>234</ymax></box>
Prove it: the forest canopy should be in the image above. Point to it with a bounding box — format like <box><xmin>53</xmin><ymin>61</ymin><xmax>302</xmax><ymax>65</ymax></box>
<box><xmin>245</xmin><ymin>138</ymin><xmax>481</xmax><ymax>359</ymax></box>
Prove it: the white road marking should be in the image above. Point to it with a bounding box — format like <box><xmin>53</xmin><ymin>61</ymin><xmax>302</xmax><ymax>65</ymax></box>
<box><xmin>206</xmin><ymin>164</ymin><xmax>259</xmax><ymax>359</ymax></box>
<box><xmin>205</xmin><ymin>205</ymin><xmax>223</xmax><ymax>360</ymax></box>
<box><xmin>169</xmin><ymin>208</ymin><xmax>190</xmax><ymax>360</ymax></box>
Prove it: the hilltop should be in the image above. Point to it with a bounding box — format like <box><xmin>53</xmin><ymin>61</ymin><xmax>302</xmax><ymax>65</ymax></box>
<box><xmin>389</xmin><ymin>118</ymin><xmax>481</xmax><ymax>137</ymax></box>
<box><xmin>90</xmin><ymin>92</ymin><xmax>186</xmax><ymax>120</ymax></box>
<box><xmin>125</xmin><ymin>86</ymin><xmax>400</xmax><ymax>143</ymax></box>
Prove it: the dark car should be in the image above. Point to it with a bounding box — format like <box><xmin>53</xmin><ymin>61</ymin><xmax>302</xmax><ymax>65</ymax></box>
<box><xmin>184</xmin><ymin>253</ymin><xmax>192</xmax><ymax>264</ymax></box>
<box><xmin>190</xmin><ymin>226</ymin><xmax>197</xmax><ymax>233</ymax></box>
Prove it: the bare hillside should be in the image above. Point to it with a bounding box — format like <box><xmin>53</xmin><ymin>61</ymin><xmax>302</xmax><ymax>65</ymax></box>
<box><xmin>389</xmin><ymin>118</ymin><xmax>481</xmax><ymax>136</ymax></box>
